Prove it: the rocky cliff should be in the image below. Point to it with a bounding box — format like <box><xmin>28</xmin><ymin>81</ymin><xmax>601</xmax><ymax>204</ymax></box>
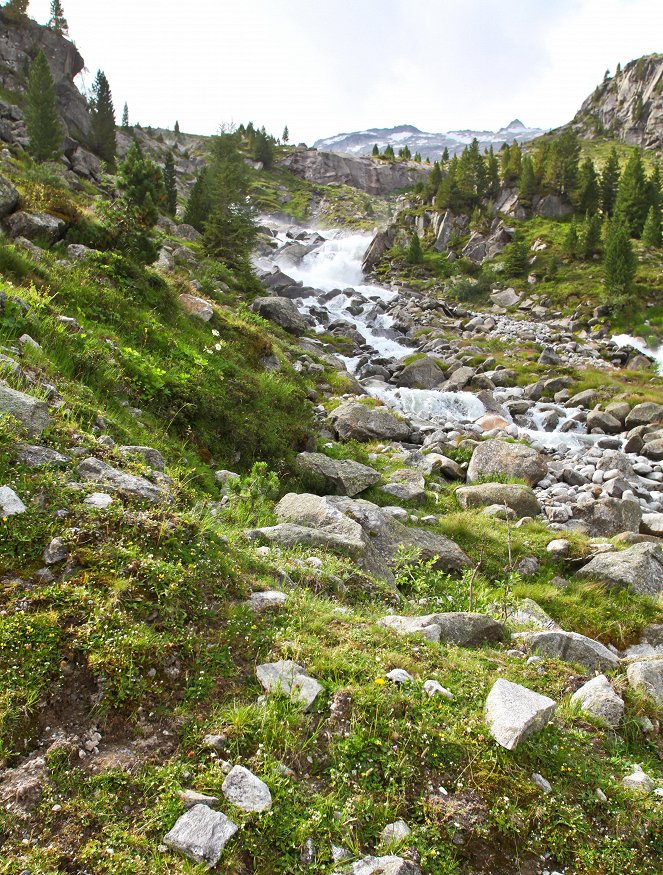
<box><xmin>0</xmin><ymin>10</ymin><xmax>89</xmax><ymax>138</ymax></box>
<box><xmin>279</xmin><ymin>148</ymin><xmax>430</xmax><ymax>195</ymax></box>
<box><xmin>572</xmin><ymin>53</ymin><xmax>663</xmax><ymax>148</ymax></box>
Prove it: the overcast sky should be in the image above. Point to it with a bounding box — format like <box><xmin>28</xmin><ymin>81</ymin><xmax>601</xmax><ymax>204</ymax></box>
<box><xmin>28</xmin><ymin>0</ymin><xmax>663</xmax><ymax>143</ymax></box>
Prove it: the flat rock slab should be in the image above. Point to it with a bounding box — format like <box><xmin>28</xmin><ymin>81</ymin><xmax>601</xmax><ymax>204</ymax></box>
<box><xmin>485</xmin><ymin>678</ymin><xmax>556</xmax><ymax>750</ymax></box>
<box><xmin>163</xmin><ymin>803</ymin><xmax>237</xmax><ymax>867</ymax></box>
<box><xmin>576</xmin><ymin>542</ymin><xmax>663</xmax><ymax>596</ymax></box>
<box><xmin>296</xmin><ymin>452</ymin><xmax>380</xmax><ymax>496</ymax></box>
<box><xmin>570</xmin><ymin>674</ymin><xmax>624</xmax><ymax>727</ymax></box>
<box><xmin>0</xmin><ymin>486</ymin><xmax>27</xmax><ymax>516</ymax></box>
<box><xmin>256</xmin><ymin>660</ymin><xmax>322</xmax><ymax>710</ymax></box>
<box><xmin>0</xmin><ymin>385</ymin><xmax>51</xmax><ymax>436</ymax></box>
<box><xmin>221</xmin><ymin>765</ymin><xmax>272</xmax><ymax>812</ymax></box>
<box><xmin>518</xmin><ymin>630</ymin><xmax>619</xmax><ymax>672</ymax></box>
<box><xmin>78</xmin><ymin>457</ymin><xmax>166</xmax><ymax>503</ymax></box>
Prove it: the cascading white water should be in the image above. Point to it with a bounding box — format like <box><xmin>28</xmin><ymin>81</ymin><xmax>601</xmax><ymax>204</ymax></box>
<box><xmin>364</xmin><ymin>382</ymin><xmax>486</xmax><ymax>424</ymax></box>
<box><xmin>612</xmin><ymin>333</ymin><xmax>663</xmax><ymax>375</ymax></box>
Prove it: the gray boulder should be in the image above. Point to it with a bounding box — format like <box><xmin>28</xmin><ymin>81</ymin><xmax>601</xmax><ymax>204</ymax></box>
<box><xmin>78</xmin><ymin>457</ymin><xmax>166</xmax><ymax>503</ymax></box>
<box><xmin>380</xmin><ymin>469</ymin><xmax>426</xmax><ymax>504</ymax></box>
<box><xmin>4</xmin><ymin>211</ymin><xmax>65</xmax><ymax>244</ymax></box>
<box><xmin>119</xmin><ymin>445</ymin><xmax>166</xmax><ymax>471</ymax></box>
<box><xmin>43</xmin><ymin>537</ymin><xmax>67</xmax><ymax>565</ymax></box>
<box><xmin>348</xmin><ymin>856</ymin><xmax>422</xmax><ymax>875</ymax></box>
<box><xmin>296</xmin><ymin>452</ymin><xmax>380</xmax><ymax>496</ymax></box>
<box><xmin>163</xmin><ymin>804</ymin><xmax>237</xmax><ymax>867</ymax></box>
<box><xmin>395</xmin><ymin>357</ymin><xmax>445</xmax><ymax>389</ymax></box>
<box><xmin>0</xmin><ymin>485</ymin><xmax>27</xmax><ymax>516</ymax></box>
<box><xmin>624</xmin><ymin>402</ymin><xmax>663</xmax><ymax>429</ymax></box>
<box><xmin>0</xmin><ymin>175</ymin><xmax>19</xmax><ymax>218</ymax></box>
<box><xmin>570</xmin><ymin>675</ymin><xmax>624</xmax><ymax>727</ymax></box>
<box><xmin>467</xmin><ymin>439</ymin><xmax>547</xmax><ymax>487</ymax></box>
<box><xmin>576</xmin><ymin>542</ymin><xmax>663</xmax><ymax>596</ymax></box>
<box><xmin>221</xmin><ymin>765</ymin><xmax>272</xmax><ymax>812</ymax></box>
<box><xmin>178</xmin><ymin>293</ymin><xmax>213</xmax><ymax>321</ymax></box>
<box><xmin>251</xmin><ymin>296</ymin><xmax>308</xmax><ymax>334</ymax></box>
<box><xmin>641</xmin><ymin>513</ymin><xmax>663</xmax><ymax>538</ymax></box>
<box><xmin>0</xmin><ymin>385</ymin><xmax>51</xmax><ymax>436</ymax></box>
<box><xmin>256</xmin><ymin>660</ymin><xmax>322</xmax><ymax>710</ymax></box>
<box><xmin>16</xmin><ymin>444</ymin><xmax>69</xmax><ymax>467</ymax></box>
<box><xmin>455</xmin><ymin>483</ymin><xmax>540</xmax><ymax>518</ymax></box>
<box><xmin>518</xmin><ymin>630</ymin><xmax>619</xmax><ymax>672</ymax></box>
<box><xmin>575</xmin><ymin>497</ymin><xmax>642</xmax><ymax>537</ymax></box>
<box><xmin>247</xmin><ymin>591</ymin><xmax>288</xmax><ymax>612</ymax></box>
<box><xmin>330</xmin><ymin>400</ymin><xmax>411</xmax><ymax>443</ymax></box>
<box><xmin>627</xmin><ymin>659</ymin><xmax>663</xmax><ymax>709</ymax></box>
<box><xmin>485</xmin><ymin>679</ymin><xmax>556</xmax><ymax>750</ymax></box>
<box><xmin>380</xmin><ymin>612</ymin><xmax>505</xmax><ymax>646</ymax></box>
<box><xmin>420</xmin><ymin>453</ymin><xmax>464</xmax><ymax>480</ymax></box>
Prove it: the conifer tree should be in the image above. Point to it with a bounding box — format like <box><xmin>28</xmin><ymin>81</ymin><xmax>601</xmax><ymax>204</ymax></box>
<box><xmin>582</xmin><ymin>212</ymin><xmax>602</xmax><ymax>259</ymax></box>
<box><xmin>183</xmin><ymin>168</ymin><xmax>211</xmax><ymax>232</ymax></box>
<box><xmin>425</xmin><ymin>161</ymin><xmax>442</xmax><ymax>200</ymax></box>
<box><xmin>163</xmin><ymin>151</ymin><xmax>177</xmax><ymax>217</ymax></box>
<box><xmin>406</xmin><ymin>231</ymin><xmax>423</xmax><ymax>265</ymax></box>
<box><xmin>25</xmin><ymin>50</ymin><xmax>62</xmax><ymax>163</ymax></box>
<box><xmin>90</xmin><ymin>70</ymin><xmax>116</xmax><ymax>168</ymax></box>
<box><xmin>383</xmin><ymin>144</ymin><xmax>394</xmax><ymax>160</ymax></box>
<box><xmin>3</xmin><ymin>0</ymin><xmax>29</xmax><ymax>22</ymax></box>
<box><xmin>441</xmin><ymin>147</ymin><xmax>449</xmax><ymax>162</ymax></box>
<box><xmin>576</xmin><ymin>156</ymin><xmax>599</xmax><ymax>214</ymax></box>
<box><xmin>600</xmin><ymin>147</ymin><xmax>620</xmax><ymax>216</ymax></box>
<box><xmin>504</xmin><ymin>233</ymin><xmax>528</xmax><ymax>277</ymax></box>
<box><xmin>647</xmin><ymin>164</ymin><xmax>661</xmax><ymax>214</ymax></box>
<box><xmin>614</xmin><ymin>149</ymin><xmax>649</xmax><ymax>237</ymax></box>
<box><xmin>253</xmin><ymin>128</ymin><xmax>274</xmax><ymax>169</ymax></box>
<box><xmin>371</xmin><ymin>143</ymin><xmax>379</xmax><ymax>157</ymax></box>
<box><xmin>486</xmin><ymin>146</ymin><xmax>500</xmax><ymax>199</ymax></box>
<box><xmin>413</xmin><ymin>151</ymin><xmax>421</xmax><ymax>163</ymax></box>
<box><xmin>282</xmin><ymin>125</ymin><xmax>289</xmax><ymax>143</ymax></box>
<box><xmin>117</xmin><ymin>140</ymin><xmax>164</xmax><ymax>227</ymax></box>
<box><xmin>603</xmin><ymin>217</ymin><xmax>636</xmax><ymax>299</ymax></box>
<box><xmin>48</xmin><ymin>0</ymin><xmax>68</xmax><ymax>34</ymax></box>
<box><xmin>435</xmin><ymin>156</ymin><xmax>460</xmax><ymax>211</ymax></box>
<box><xmin>121</xmin><ymin>102</ymin><xmax>129</xmax><ymax>128</ymax></box>
<box><xmin>174</xmin><ymin>120</ymin><xmax>180</xmax><ymax>135</ymax></box>
<box><xmin>501</xmin><ymin>142</ymin><xmax>522</xmax><ymax>186</ymax></box>
<box><xmin>563</xmin><ymin>219</ymin><xmax>579</xmax><ymax>259</ymax></box>
<box><xmin>518</xmin><ymin>155</ymin><xmax>537</xmax><ymax>208</ymax></box>
<box><xmin>543</xmin><ymin>129</ymin><xmax>580</xmax><ymax>198</ymax></box>
<box><xmin>642</xmin><ymin>205</ymin><xmax>662</xmax><ymax>248</ymax></box>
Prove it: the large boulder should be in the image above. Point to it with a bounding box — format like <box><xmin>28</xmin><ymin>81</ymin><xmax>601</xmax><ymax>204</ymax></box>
<box><xmin>178</xmin><ymin>293</ymin><xmax>213</xmax><ymax>321</ymax></box>
<box><xmin>518</xmin><ymin>630</ymin><xmax>619</xmax><ymax>672</ymax></box>
<box><xmin>0</xmin><ymin>175</ymin><xmax>19</xmax><ymax>218</ymax></box>
<box><xmin>250</xmin><ymin>296</ymin><xmax>308</xmax><ymax>334</ymax></box>
<box><xmin>626</xmin><ymin>659</ymin><xmax>663</xmax><ymax>709</ymax></box>
<box><xmin>380</xmin><ymin>469</ymin><xmax>426</xmax><ymax>504</ymax></box>
<box><xmin>78</xmin><ymin>457</ymin><xmax>166</xmax><ymax>503</ymax></box>
<box><xmin>576</xmin><ymin>542</ymin><xmax>663</xmax><ymax>596</ymax></box>
<box><xmin>330</xmin><ymin>400</ymin><xmax>411</xmax><ymax>443</ymax></box>
<box><xmin>255</xmin><ymin>660</ymin><xmax>322</xmax><ymax>710</ymax></box>
<box><xmin>4</xmin><ymin>211</ymin><xmax>65</xmax><ymax>244</ymax></box>
<box><xmin>624</xmin><ymin>402</ymin><xmax>663</xmax><ymax>429</ymax></box>
<box><xmin>466</xmin><ymin>439</ymin><xmax>547</xmax><ymax>487</ymax></box>
<box><xmin>295</xmin><ymin>452</ymin><xmax>380</xmax><ymax>497</ymax></box>
<box><xmin>570</xmin><ymin>675</ymin><xmax>624</xmax><ymax>727</ymax></box>
<box><xmin>395</xmin><ymin>357</ymin><xmax>445</xmax><ymax>389</ymax></box>
<box><xmin>0</xmin><ymin>385</ymin><xmax>51</xmax><ymax>436</ymax></box>
<box><xmin>163</xmin><ymin>804</ymin><xmax>237</xmax><ymax>867</ymax></box>
<box><xmin>574</xmin><ymin>497</ymin><xmax>642</xmax><ymax>537</ymax></box>
<box><xmin>455</xmin><ymin>483</ymin><xmax>541</xmax><ymax>518</ymax></box>
<box><xmin>380</xmin><ymin>612</ymin><xmax>506</xmax><ymax>646</ymax></box>
<box><xmin>0</xmin><ymin>485</ymin><xmax>26</xmax><ymax>516</ymax></box>
<box><xmin>485</xmin><ymin>679</ymin><xmax>556</xmax><ymax>750</ymax></box>
<box><xmin>221</xmin><ymin>765</ymin><xmax>272</xmax><ymax>812</ymax></box>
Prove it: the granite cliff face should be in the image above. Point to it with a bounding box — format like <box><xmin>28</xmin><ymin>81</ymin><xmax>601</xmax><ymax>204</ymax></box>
<box><xmin>572</xmin><ymin>53</ymin><xmax>663</xmax><ymax>149</ymax></box>
<box><xmin>0</xmin><ymin>11</ymin><xmax>89</xmax><ymax>137</ymax></box>
<box><xmin>279</xmin><ymin>148</ymin><xmax>430</xmax><ymax>195</ymax></box>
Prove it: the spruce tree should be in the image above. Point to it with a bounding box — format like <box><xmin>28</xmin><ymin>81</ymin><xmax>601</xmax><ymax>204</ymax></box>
<box><xmin>25</xmin><ymin>50</ymin><xmax>62</xmax><ymax>163</ymax></box>
<box><xmin>543</xmin><ymin>129</ymin><xmax>580</xmax><ymax>198</ymax></box>
<box><xmin>425</xmin><ymin>161</ymin><xmax>442</xmax><ymax>200</ymax></box>
<box><xmin>563</xmin><ymin>219</ymin><xmax>579</xmax><ymax>259</ymax></box>
<box><xmin>642</xmin><ymin>205</ymin><xmax>662</xmax><ymax>248</ymax></box>
<box><xmin>576</xmin><ymin>156</ymin><xmax>599</xmax><ymax>214</ymax></box>
<box><xmin>383</xmin><ymin>144</ymin><xmax>394</xmax><ymax>160</ymax></box>
<box><xmin>502</xmin><ymin>142</ymin><xmax>522</xmax><ymax>186</ymax></box>
<box><xmin>603</xmin><ymin>217</ymin><xmax>636</xmax><ymax>300</ymax></box>
<box><xmin>282</xmin><ymin>125</ymin><xmax>289</xmax><ymax>143</ymax></box>
<box><xmin>504</xmin><ymin>233</ymin><xmax>529</xmax><ymax>277</ymax></box>
<box><xmin>163</xmin><ymin>150</ymin><xmax>177</xmax><ymax>217</ymax></box>
<box><xmin>174</xmin><ymin>120</ymin><xmax>180</xmax><ymax>135</ymax></box>
<box><xmin>183</xmin><ymin>168</ymin><xmax>211</xmax><ymax>232</ymax></box>
<box><xmin>441</xmin><ymin>146</ymin><xmax>449</xmax><ymax>162</ymax></box>
<box><xmin>371</xmin><ymin>143</ymin><xmax>379</xmax><ymax>157</ymax></box>
<box><xmin>600</xmin><ymin>147</ymin><xmax>620</xmax><ymax>216</ymax></box>
<box><xmin>582</xmin><ymin>212</ymin><xmax>602</xmax><ymax>259</ymax></box>
<box><xmin>486</xmin><ymin>146</ymin><xmax>500</xmax><ymax>199</ymax></box>
<box><xmin>518</xmin><ymin>155</ymin><xmax>537</xmax><ymax>208</ymax></box>
<box><xmin>647</xmin><ymin>164</ymin><xmax>661</xmax><ymax>213</ymax></box>
<box><xmin>117</xmin><ymin>140</ymin><xmax>164</xmax><ymax>227</ymax></box>
<box><xmin>48</xmin><ymin>0</ymin><xmax>68</xmax><ymax>34</ymax></box>
<box><xmin>90</xmin><ymin>70</ymin><xmax>116</xmax><ymax>168</ymax></box>
<box><xmin>3</xmin><ymin>0</ymin><xmax>29</xmax><ymax>21</ymax></box>
<box><xmin>121</xmin><ymin>102</ymin><xmax>129</xmax><ymax>128</ymax></box>
<box><xmin>435</xmin><ymin>156</ymin><xmax>460</xmax><ymax>211</ymax></box>
<box><xmin>253</xmin><ymin>128</ymin><xmax>274</xmax><ymax>169</ymax></box>
<box><xmin>614</xmin><ymin>149</ymin><xmax>649</xmax><ymax>237</ymax></box>
<box><xmin>406</xmin><ymin>231</ymin><xmax>423</xmax><ymax>265</ymax></box>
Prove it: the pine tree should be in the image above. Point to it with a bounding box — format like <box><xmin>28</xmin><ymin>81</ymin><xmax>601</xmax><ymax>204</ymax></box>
<box><xmin>504</xmin><ymin>233</ymin><xmax>529</xmax><ymax>277</ymax></box>
<box><xmin>413</xmin><ymin>152</ymin><xmax>421</xmax><ymax>163</ymax></box>
<box><xmin>563</xmin><ymin>219</ymin><xmax>579</xmax><ymax>259</ymax></box>
<box><xmin>600</xmin><ymin>148</ymin><xmax>620</xmax><ymax>216</ymax></box>
<box><xmin>456</xmin><ymin>138</ymin><xmax>487</xmax><ymax>208</ymax></box>
<box><xmin>582</xmin><ymin>212</ymin><xmax>602</xmax><ymax>259</ymax></box>
<box><xmin>383</xmin><ymin>144</ymin><xmax>394</xmax><ymax>160</ymax></box>
<box><xmin>614</xmin><ymin>150</ymin><xmax>649</xmax><ymax>237</ymax></box>
<box><xmin>282</xmin><ymin>125</ymin><xmax>289</xmax><ymax>144</ymax></box>
<box><xmin>25</xmin><ymin>50</ymin><xmax>62</xmax><ymax>163</ymax></box>
<box><xmin>174</xmin><ymin>120</ymin><xmax>180</xmax><ymax>135</ymax></box>
<box><xmin>543</xmin><ymin>129</ymin><xmax>580</xmax><ymax>198</ymax></box>
<box><xmin>203</xmin><ymin>129</ymin><xmax>256</xmax><ymax>266</ymax></box>
<box><xmin>425</xmin><ymin>161</ymin><xmax>442</xmax><ymax>200</ymax></box>
<box><xmin>518</xmin><ymin>155</ymin><xmax>537</xmax><ymax>208</ymax></box>
<box><xmin>603</xmin><ymin>217</ymin><xmax>636</xmax><ymax>299</ymax></box>
<box><xmin>121</xmin><ymin>102</ymin><xmax>129</xmax><ymax>129</ymax></box>
<box><xmin>48</xmin><ymin>0</ymin><xmax>68</xmax><ymax>34</ymax></box>
<box><xmin>647</xmin><ymin>164</ymin><xmax>661</xmax><ymax>213</ymax></box>
<box><xmin>435</xmin><ymin>156</ymin><xmax>460</xmax><ymax>211</ymax></box>
<box><xmin>117</xmin><ymin>140</ymin><xmax>164</xmax><ymax>227</ymax></box>
<box><xmin>576</xmin><ymin>156</ymin><xmax>599</xmax><ymax>214</ymax></box>
<box><xmin>89</xmin><ymin>70</ymin><xmax>116</xmax><ymax>168</ymax></box>
<box><xmin>3</xmin><ymin>0</ymin><xmax>29</xmax><ymax>22</ymax></box>
<box><xmin>441</xmin><ymin>147</ymin><xmax>449</xmax><ymax>162</ymax></box>
<box><xmin>406</xmin><ymin>231</ymin><xmax>423</xmax><ymax>265</ymax></box>
<box><xmin>371</xmin><ymin>143</ymin><xmax>379</xmax><ymax>157</ymax></box>
<box><xmin>642</xmin><ymin>205</ymin><xmax>662</xmax><ymax>248</ymax></box>
<box><xmin>486</xmin><ymin>146</ymin><xmax>500</xmax><ymax>199</ymax></box>
<box><xmin>183</xmin><ymin>168</ymin><xmax>211</xmax><ymax>232</ymax></box>
<box><xmin>163</xmin><ymin>151</ymin><xmax>177</xmax><ymax>217</ymax></box>
<box><xmin>253</xmin><ymin>128</ymin><xmax>274</xmax><ymax>169</ymax></box>
<box><xmin>502</xmin><ymin>142</ymin><xmax>522</xmax><ymax>186</ymax></box>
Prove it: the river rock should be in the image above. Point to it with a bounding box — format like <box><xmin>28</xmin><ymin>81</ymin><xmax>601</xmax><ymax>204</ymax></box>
<box><xmin>380</xmin><ymin>612</ymin><xmax>505</xmax><ymax>646</ymax></box>
<box><xmin>0</xmin><ymin>385</ymin><xmax>51</xmax><ymax>436</ymax></box>
<box><xmin>330</xmin><ymin>400</ymin><xmax>411</xmax><ymax>443</ymax></box>
<box><xmin>455</xmin><ymin>483</ymin><xmax>540</xmax><ymax>518</ymax></box>
<box><xmin>4</xmin><ymin>211</ymin><xmax>65</xmax><ymax>244</ymax></box>
<box><xmin>78</xmin><ymin>457</ymin><xmax>166</xmax><ymax>503</ymax></box>
<box><xmin>570</xmin><ymin>675</ymin><xmax>624</xmax><ymax>727</ymax></box>
<box><xmin>576</xmin><ymin>542</ymin><xmax>663</xmax><ymax>596</ymax></box>
<box><xmin>381</xmin><ymin>469</ymin><xmax>426</xmax><ymax>504</ymax></box>
<box><xmin>466</xmin><ymin>439</ymin><xmax>547</xmax><ymax>487</ymax></box>
<box><xmin>221</xmin><ymin>765</ymin><xmax>272</xmax><ymax>812</ymax></box>
<box><xmin>348</xmin><ymin>856</ymin><xmax>422</xmax><ymax>875</ymax></box>
<box><xmin>627</xmin><ymin>659</ymin><xmax>663</xmax><ymax>709</ymax></box>
<box><xmin>178</xmin><ymin>294</ymin><xmax>213</xmax><ymax>321</ymax></box>
<box><xmin>586</xmin><ymin>409</ymin><xmax>623</xmax><ymax>434</ymax></box>
<box><xmin>420</xmin><ymin>453</ymin><xmax>464</xmax><ymax>480</ymax></box>
<box><xmin>251</xmin><ymin>296</ymin><xmax>308</xmax><ymax>334</ymax></box>
<box><xmin>622</xmin><ymin>765</ymin><xmax>657</xmax><ymax>793</ymax></box>
<box><xmin>641</xmin><ymin>513</ymin><xmax>663</xmax><ymax>538</ymax></box>
<box><xmin>485</xmin><ymin>679</ymin><xmax>556</xmax><ymax>750</ymax></box>
<box><xmin>163</xmin><ymin>804</ymin><xmax>237</xmax><ymax>867</ymax></box>
<box><xmin>16</xmin><ymin>444</ymin><xmax>69</xmax><ymax>467</ymax></box>
<box><xmin>255</xmin><ymin>660</ymin><xmax>322</xmax><ymax>710</ymax></box>
<box><xmin>395</xmin><ymin>357</ymin><xmax>445</xmax><ymax>389</ymax></box>
<box><xmin>575</xmin><ymin>497</ymin><xmax>642</xmax><ymax>537</ymax></box>
<box><xmin>0</xmin><ymin>485</ymin><xmax>27</xmax><ymax>516</ymax></box>
<box><xmin>296</xmin><ymin>452</ymin><xmax>380</xmax><ymax>496</ymax></box>
<box><xmin>624</xmin><ymin>402</ymin><xmax>663</xmax><ymax>429</ymax></box>
<box><xmin>518</xmin><ymin>630</ymin><xmax>619</xmax><ymax>672</ymax></box>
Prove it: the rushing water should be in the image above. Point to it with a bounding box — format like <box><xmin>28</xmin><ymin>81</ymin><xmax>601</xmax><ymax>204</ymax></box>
<box><xmin>612</xmin><ymin>333</ymin><xmax>663</xmax><ymax>375</ymax></box>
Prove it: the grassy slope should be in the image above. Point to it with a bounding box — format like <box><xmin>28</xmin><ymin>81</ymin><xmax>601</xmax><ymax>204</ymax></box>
<box><xmin>0</xmin><ymin>150</ymin><xmax>662</xmax><ymax>875</ymax></box>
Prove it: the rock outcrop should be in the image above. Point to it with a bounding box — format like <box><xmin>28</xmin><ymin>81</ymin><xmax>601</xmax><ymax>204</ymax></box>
<box><xmin>280</xmin><ymin>149</ymin><xmax>430</xmax><ymax>195</ymax></box>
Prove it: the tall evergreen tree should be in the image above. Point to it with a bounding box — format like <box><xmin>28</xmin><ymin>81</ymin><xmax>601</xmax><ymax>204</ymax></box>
<box><xmin>486</xmin><ymin>146</ymin><xmax>500</xmax><ymax>199</ymax></box>
<box><xmin>183</xmin><ymin>168</ymin><xmax>211</xmax><ymax>232</ymax></box>
<box><xmin>89</xmin><ymin>70</ymin><xmax>116</xmax><ymax>168</ymax></box>
<box><xmin>435</xmin><ymin>155</ymin><xmax>460</xmax><ymax>211</ymax></box>
<box><xmin>253</xmin><ymin>128</ymin><xmax>274</xmax><ymax>169</ymax></box>
<box><xmin>406</xmin><ymin>231</ymin><xmax>423</xmax><ymax>265</ymax></box>
<box><xmin>576</xmin><ymin>156</ymin><xmax>599</xmax><ymax>214</ymax></box>
<box><xmin>543</xmin><ymin>129</ymin><xmax>580</xmax><ymax>198</ymax></box>
<box><xmin>647</xmin><ymin>164</ymin><xmax>661</xmax><ymax>213</ymax></box>
<box><xmin>48</xmin><ymin>0</ymin><xmax>68</xmax><ymax>34</ymax></box>
<box><xmin>600</xmin><ymin>147</ymin><xmax>620</xmax><ymax>216</ymax></box>
<box><xmin>518</xmin><ymin>155</ymin><xmax>537</xmax><ymax>208</ymax></box>
<box><xmin>163</xmin><ymin>150</ymin><xmax>177</xmax><ymax>217</ymax></box>
<box><xmin>203</xmin><ymin>129</ymin><xmax>256</xmax><ymax>266</ymax></box>
<box><xmin>121</xmin><ymin>102</ymin><xmax>129</xmax><ymax>128</ymax></box>
<box><xmin>441</xmin><ymin>146</ymin><xmax>449</xmax><ymax>162</ymax></box>
<box><xmin>383</xmin><ymin>144</ymin><xmax>395</xmax><ymax>160</ymax></box>
<box><xmin>424</xmin><ymin>161</ymin><xmax>442</xmax><ymax>200</ymax></box>
<box><xmin>614</xmin><ymin>149</ymin><xmax>649</xmax><ymax>237</ymax></box>
<box><xmin>582</xmin><ymin>212</ymin><xmax>602</xmax><ymax>259</ymax></box>
<box><xmin>3</xmin><ymin>0</ymin><xmax>29</xmax><ymax>21</ymax></box>
<box><xmin>504</xmin><ymin>233</ymin><xmax>529</xmax><ymax>277</ymax></box>
<box><xmin>25</xmin><ymin>50</ymin><xmax>62</xmax><ymax>163</ymax></box>
<box><xmin>603</xmin><ymin>217</ymin><xmax>636</xmax><ymax>299</ymax></box>
<box><xmin>371</xmin><ymin>143</ymin><xmax>379</xmax><ymax>157</ymax></box>
<box><xmin>456</xmin><ymin>138</ymin><xmax>487</xmax><ymax>207</ymax></box>
<box><xmin>117</xmin><ymin>140</ymin><xmax>164</xmax><ymax>227</ymax></box>
<box><xmin>501</xmin><ymin>142</ymin><xmax>522</xmax><ymax>186</ymax></box>
<box><xmin>282</xmin><ymin>125</ymin><xmax>289</xmax><ymax>143</ymax></box>
<box><xmin>642</xmin><ymin>205</ymin><xmax>662</xmax><ymax>248</ymax></box>
<box><xmin>174</xmin><ymin>120</ymin><xmax>180</xmax><ymax>135</ymax></box>
<box><xmin>563</xmin><ymin>218</ymin><xmax>579</xmax><ymax>259</ymax></box>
